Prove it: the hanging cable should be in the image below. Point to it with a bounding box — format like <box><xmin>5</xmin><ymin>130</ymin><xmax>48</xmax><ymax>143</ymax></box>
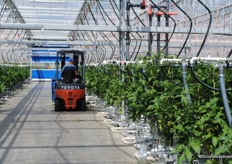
<box><xmin>109</xmin><ymin>0</ymin><xmax>120</xmax><ymax>21</ymax></box>
<box><xmin>196</xmin><ymin>0</ymin><xmax>212</xmax><ymax>57</ymax></box>
<box><xmin>160</xmin><ymin>64</ymin><xmax>184</xmax><ymax>87</ymax></box>
<box><xmin>150</xmin><ymin>1</ymin><xmax>182</xmax><ymax>85</ymax></box>
<box><xmin>96</xmin><ymin>0</ymin><xmax>116</xmax><ymax>25</ymax></box>
<box><xmin>96</xmin><ymin>0</ymin><xmax>119</xmax><ymax>41</ymax></box>
<box><xmin>131</xmin><ymin>7</ymin><xmax>146</xmax><ymax>27</ymax></box>
<box><xmin>226</xmin><ymin>49</ymin><xmax>232</xmax><ymax>58</ymax></box>
<box><xmin>130</xmin><ymin>8</ymin><xmax>144</xmax><ymax>60</ymax></box>
<box><xmin>171</xmin><ymin>0</ymin><xmax>192</xmax><ymax>58</ymax></box>
<box><xmin>129</xmin><ymin>35</ymin><xmax>138</xmax><ymax>60</ymax></box>
<box><xmin>86</xmin><ymin>3</ymin><xmax>115</xmax><ymax>61</ymax></box>
<box><xmin>84</xmin><ymin>4</ymin><xmax>109</xmax><ymax>62</ymax></box>
<box><xmin>190</xmin><ymin>64</ymin><xmax>232</xmax><ymax>92</ymax></box>
<box><xmin>86</xmin><ymin>3</ymin><xmax>105</xmax><ymax>63</ymax></box>
<box><xmin>133</xmin><ymin>32</ymin><xmax>143</xmax><ymax>60</ymax></box>
<box><xmin>113</xmin><ymin>0</ymin><xmax>119</xmax><ymax>11</ymax></box>
<box><xmin>96</xmin><ymin>1</ymin><xmax>119</xmax><ymax>60</ymax></box>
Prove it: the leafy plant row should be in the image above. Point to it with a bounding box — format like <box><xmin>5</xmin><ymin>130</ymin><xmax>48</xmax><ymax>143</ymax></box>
<box><xmin>86</xmin><ymin>56</ymin><xmax>232</xmax><ymax>164</ymax></box>
<box><xmin>0</xmin><ymin>65</ymin><xmax>30</xmax><ymax>94</ymax></box>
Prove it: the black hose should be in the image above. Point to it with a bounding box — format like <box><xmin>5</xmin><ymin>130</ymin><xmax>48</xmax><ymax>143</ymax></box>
<box><xmin>190</xmin><ymin>65</ymin><xmax>232</xmax><ymax>92</ymax></box>
<box><xmin>171</xmin><ymin>0</ymin><xmax>192</xmax><ymax>58</ymax></box>
<box><xmin>89</xmin><ymin>2</ymin><xmax>116</xmax><ymax>61</ymax></box>
<box><xmin>131</xmin><ymin>7</ymin><xmax>146</xmax><ymax>27</ymax></box>
<box><xmin>86</xmin><ymin>5</ymin><xmax>103</xmax><ymax>62</ymax></box>
<box><xmin>226</xmin><ymin>49</ymin><xmax>232</xmax><ymax>58</ymax></box>
<box><xmin>151</xmin><ymin>0</ymin><xmax>182</xmax><ymax>86</ymax></box>
<box><xmin>125</xmin><ymin>66</ymin><xmax>135</xmax><ymax>77</ymax></box>
<box><xmin>139</xmin><ymin>68</ymin><xmax>148</xmax><ymax>81</ymax></box>
<box><xmin>109</xmin><ymin>0</ymin><xmax>120</xmax><ymax>20</ymax></box>
<box><xmin>96</xmin><ymin>1</ymin><xmax>118</xmax><ymax>60</ymax></box>
<box><xmin>113</xmin><ymin>0</ymin><xmax>120</xmax><ymax>12</ymax></box>
<box><xmin>196</xmin><ymin>0</ymin><xmax>212</xmax><ymax>57</ymax></box>
<box><xmin>160</xmin><ymin>66</ymin><xmax>184</xmax><ymax>87</ymax></box>
<box><xmin>116</xmin><ymin>65</ymin><xmax>127</xmax><ymax>74</ymax></box>
<box><xmin>128</xmin><ymin>4</ymin><xmax>144</xmax><ymax>60</ymax></box>
<box><xmin>96</xmin><ymin>0</ymin><xmax>119</xmax><ymax>41</ymax></box>
<box><xmin>133</xmin><ymin>32</ymin><xmax>143</xmax><ymax>60</ymax></box>
<box><xmin>128</xmin><ymin>33</ymin><xmax>138</xmax><ymax>60</ymax></box>
<box><xmin>97</xmin><ymin>0</ymin><xmax>116</xmax><ymax>25</ymax></box>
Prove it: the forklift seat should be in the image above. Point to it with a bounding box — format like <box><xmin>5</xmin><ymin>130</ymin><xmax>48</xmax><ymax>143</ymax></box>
<box><xmin>61</xmin><ymin>70</ymin><xmax>76</xmax><ymax>83</ymax></box>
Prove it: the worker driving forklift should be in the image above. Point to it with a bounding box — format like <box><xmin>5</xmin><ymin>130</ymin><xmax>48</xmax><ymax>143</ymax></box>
<box><xmin>52</xmin><ymin>50</ymin><xmax>86</xmax><ymax>111</ymax></box>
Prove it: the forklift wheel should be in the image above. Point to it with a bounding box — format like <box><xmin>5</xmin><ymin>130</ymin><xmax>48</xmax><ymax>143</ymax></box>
<box><xmin>55</xmin><ymin>99</ymin><xmax>62</xmax><ymax>112</ymax></box>
<box><xmin>81</xmin><ymin>99</ymin><xmax>86</xmax><ymax>111</ymax></box>
<box><xmin>76</xmin><ymin>99</ymin><xmax>86</xmax><ymax>111</ymax></box>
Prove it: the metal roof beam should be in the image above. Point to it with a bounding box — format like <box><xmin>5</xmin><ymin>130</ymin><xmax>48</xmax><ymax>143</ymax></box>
<box><xmin>0</xmin><ymin>40</ymin><xmax>231</xmax><ymax>49</ymax></box>
<box><xmin>0</xmin><ymin>23</ymin><xmax>232</xmax><ymax>35</ymax></box>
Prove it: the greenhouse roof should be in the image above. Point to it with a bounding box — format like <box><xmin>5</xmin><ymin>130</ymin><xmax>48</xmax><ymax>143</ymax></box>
<box><xmin>0</xmin><ymin>0</ymin><xmax>232</xmax><ymax>63</ymax></box>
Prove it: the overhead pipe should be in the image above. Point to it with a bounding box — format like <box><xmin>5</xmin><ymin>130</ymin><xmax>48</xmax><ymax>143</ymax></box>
<box><xmin>190</xmin><ymin>57</ymin><xmax>230</xmax><ymax>66</ymax></box>
<box><xmin>160</xmin><ymin>58</ymin><xmax>182</xmax><ymax>65</ymax></box>
<box><xmin>101</xmin><ymin>59</ymin><xmax>153</xmax><ymax>66</ymax></box>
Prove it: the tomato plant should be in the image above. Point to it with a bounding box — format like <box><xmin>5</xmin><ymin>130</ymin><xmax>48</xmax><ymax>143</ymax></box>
<box><xmin>86</xmin><ymin>56</ymin><xmax>232</xmax><ymax>164</ymax></box>
<box><xmin>0</xmin><ymin>65</ymin><xmax>30</xmax><ymax>94</ymax></box>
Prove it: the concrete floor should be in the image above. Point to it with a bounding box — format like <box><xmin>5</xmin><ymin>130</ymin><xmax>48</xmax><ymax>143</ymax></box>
<box><xmin>0</xmin><ymin>82</ymin><xmax>137</xmax><ymax>164</ymax></box>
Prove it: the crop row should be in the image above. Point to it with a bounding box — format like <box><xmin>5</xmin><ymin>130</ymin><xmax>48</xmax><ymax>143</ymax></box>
<box><xmin>86</xmin><ymin>56</ymin><xmax>232</xmax><ymax>163</ymax></box>
<box><xmin>0</xmin><ymin>65</ymin><xmax>30</xmax><ymax>94</ymax></box>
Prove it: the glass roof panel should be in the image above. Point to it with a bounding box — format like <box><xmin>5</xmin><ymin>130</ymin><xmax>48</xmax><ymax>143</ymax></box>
<box><xmin>13</xmin><ymin>0</ymin><xmax>86</xmax><ymax>40</ymax></box>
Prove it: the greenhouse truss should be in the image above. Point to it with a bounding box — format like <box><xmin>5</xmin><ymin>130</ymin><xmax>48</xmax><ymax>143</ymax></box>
<box><xmin>0</xmin><ymin>0</ymin><xmax>231</xmax><ymax>64</ymax></box>
<box><xmin>1</xmin><ymin>0</ymin><xmax>232</xmax><ymax>164</ymax></box>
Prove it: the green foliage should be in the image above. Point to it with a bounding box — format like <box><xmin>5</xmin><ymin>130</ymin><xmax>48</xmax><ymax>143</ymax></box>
<box><xmin>85</xmin><ymin>56</ymin><xmax>232</xmax><ymax>163</ymax></box>
<box><xmin>0</xmin><ymin>65</ymin><xmax>30</xmax><ymax>93</ymax></box>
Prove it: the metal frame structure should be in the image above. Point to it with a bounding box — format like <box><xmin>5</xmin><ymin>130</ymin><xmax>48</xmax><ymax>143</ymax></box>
<box><xmin>0</xmin><ymin>0</ymin><xmax>231</xmax><ymax>64</ymax></box>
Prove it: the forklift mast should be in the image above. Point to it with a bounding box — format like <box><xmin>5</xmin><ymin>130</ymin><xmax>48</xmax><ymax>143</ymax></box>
<box><xmin>56</xmin><ymin>50</ymin><xmax>85</xmax><ymax>82</ymax></box>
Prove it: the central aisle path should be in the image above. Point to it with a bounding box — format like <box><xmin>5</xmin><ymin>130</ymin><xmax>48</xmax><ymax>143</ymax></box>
<box><xmin>0</xmin><ymin>82</ymin><xmax>137</xmax><ymax>164</ymax></box>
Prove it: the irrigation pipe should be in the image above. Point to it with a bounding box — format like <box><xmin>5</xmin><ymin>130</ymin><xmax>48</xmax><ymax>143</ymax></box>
<box><xmin>219</xmin><ymin>64</ymin><xmax>232</xmax><ymax>127</ymax></box>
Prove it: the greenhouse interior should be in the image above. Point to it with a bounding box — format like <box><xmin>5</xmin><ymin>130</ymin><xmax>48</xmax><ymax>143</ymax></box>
<box><xmin>0</xmin><ymin>0</ymin><xmax>232</xmax><ymax>163</ymax></box>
